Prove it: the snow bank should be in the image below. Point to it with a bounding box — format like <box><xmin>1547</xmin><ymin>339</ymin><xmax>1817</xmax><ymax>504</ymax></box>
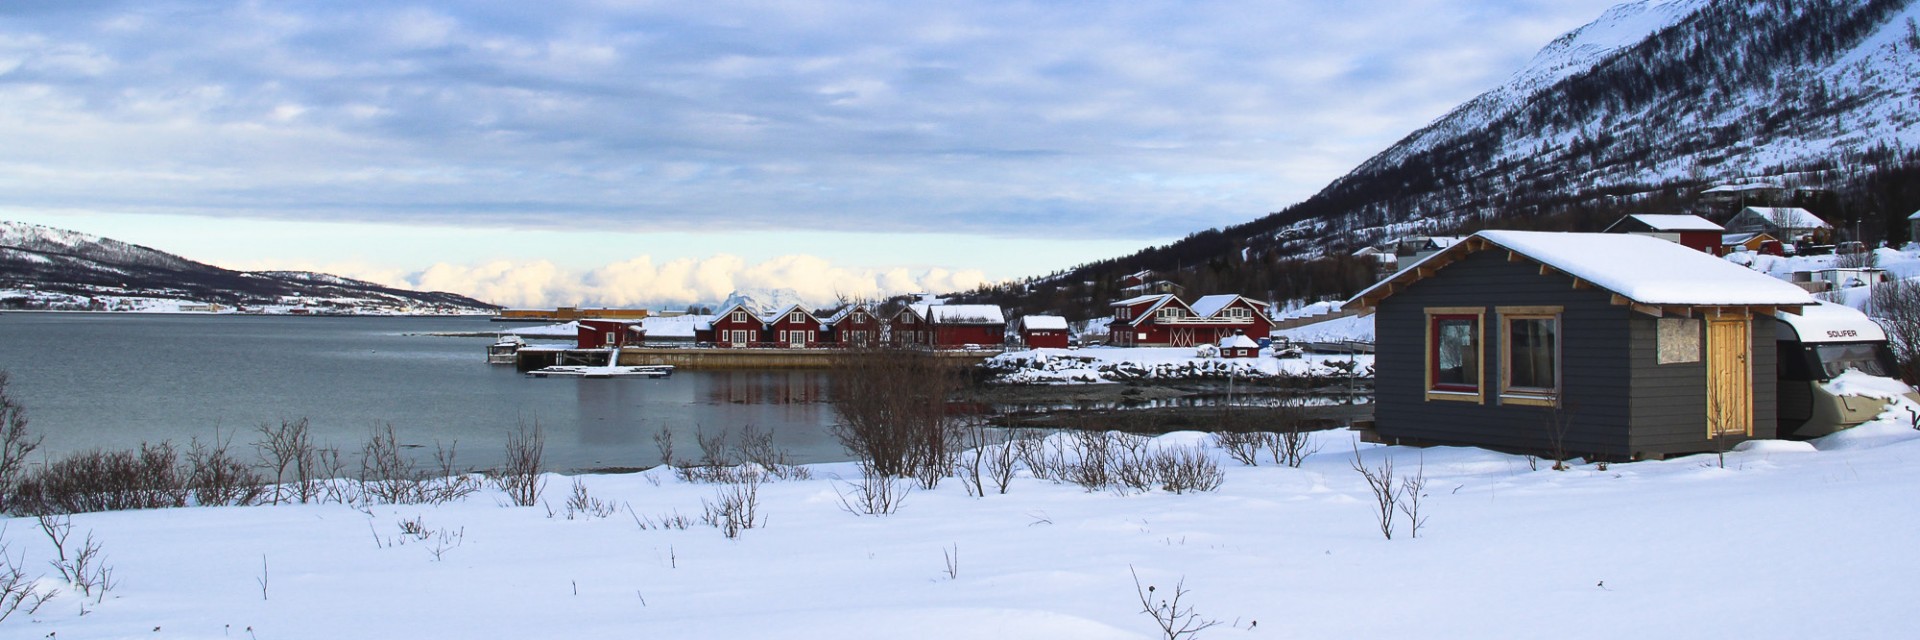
<box><xmin>1821</xmin><ymin>370</ymin><xmax>1917</xmax><ymax>400</ymax></box>
<box><xmin>986</xmin><ymin>347</ymin><xmax>1371</xmax><ymax>384</ymax></box>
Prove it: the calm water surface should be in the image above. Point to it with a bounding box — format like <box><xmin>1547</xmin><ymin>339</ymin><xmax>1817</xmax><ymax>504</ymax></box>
<box><xmin>0</xmin><ymin>313</ymin><xmax>847</xmax><ymax>472</ymax></box>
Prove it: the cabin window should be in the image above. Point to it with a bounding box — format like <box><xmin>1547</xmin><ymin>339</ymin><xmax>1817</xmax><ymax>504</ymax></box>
<box><xmin>1425</xmin><ymin>307</ymin><xmax>1485</xmax><ymax>402</ymax></box>
<box><xmin>731</xmin><ymin>311</ymin><xmax>746</xmax><ymax>323</ymax></box>
<box><xmin>730</xmin><ymin>330</ymin><xmax>748</xmax><ymax>345</ymax></box>
<box><xmin>1657</xmin><ymin>318</ymin><xmax>1702</xmax><ymax>364</ymax></box>
<box><xmin>1499</xmin><ymin>307</ymin><xmax>1562</xmax><ymax>406</ymax></box>
<box><xmin>790</xmin><ymin>312</ymin><xmax>804</xmax><ymax>323</ymax></box>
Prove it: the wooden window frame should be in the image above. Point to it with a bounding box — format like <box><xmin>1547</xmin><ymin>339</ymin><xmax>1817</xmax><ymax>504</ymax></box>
<box><xmin>1425</xmin><ymin>307</ymin><xmax>1486</xmax><ymax>403</ymax></box>
<box><xmin>1498</xmin><ymin>306</ymin><xmax>1563</xmax><ymax>407</ymax></box>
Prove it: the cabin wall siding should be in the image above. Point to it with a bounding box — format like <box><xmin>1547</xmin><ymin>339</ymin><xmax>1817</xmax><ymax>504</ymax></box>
<box><xmin>1627</xmin><ymin>315</ymin><xmax>1778</xmax><ymax>453</ymax></box>
<box><xmin>1375</xmin><ymin>250</ymin><xmax>1636</xmax><ymax>457</ymax></box>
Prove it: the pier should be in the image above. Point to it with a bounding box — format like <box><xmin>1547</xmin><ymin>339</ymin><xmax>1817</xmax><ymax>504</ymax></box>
<box><xmin>515</xmin><ymin>347</ymin><xmax>997</xmax><ymax>371</ymax></box>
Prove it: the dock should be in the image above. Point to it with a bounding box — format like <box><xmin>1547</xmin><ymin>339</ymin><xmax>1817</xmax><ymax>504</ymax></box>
<box><xmin>515</xmin><ymin>347</ymin><xmax>997</xmax><ymax>371</ymax></box>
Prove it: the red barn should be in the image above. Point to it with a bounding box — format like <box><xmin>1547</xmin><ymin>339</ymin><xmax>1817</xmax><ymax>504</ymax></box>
<box><xmin>823</xmin><ymin>304</ymin><xmax>882</xmax><ymax>348</ymax></box>
<box><xmin>576</xmin><ymin>319</ymin><xmax>645</xmax><ymax>349</ymax></box>
<box><xmin>709</xmin><ymin>303</ymin><xmax>765</xmax><ymax>348</ymax></box>
<box><xmin>1602</xmin><ymin>214</ymin><xmax>1724</xmax><ymax>254</ymax></box>
<box><xmin>762</xmin><ymin>305</ymin><xmax>823</xmax><ymax>348</ymax></box>
<box><xmin>1017</xmin><ymin>315</ymin><xmax>1071</xmax><ymax>349</ymax></box>
<box><xmin>925</xmin><ymin>305</ymin><xmax>1007</xmax><ymax>349</ymax></box>
<box><xmin>1110</xmin><ymin>294</ymin><xmax>1275</xmax><ymax>347</ymax></box>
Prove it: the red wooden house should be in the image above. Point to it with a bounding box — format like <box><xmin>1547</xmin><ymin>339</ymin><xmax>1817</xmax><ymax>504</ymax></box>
<box><xmin>822</xmin><ymin>304</ymin><xmax>882</xmax><ymax>348</ymax></box>
<box><xmin>710</xmin><ymin>303</ymin><xmax>765</xmax><ymax>348</ymax></box>
<box><xmin>576</xmin><ymin>319</ymin><xmax>645</xmax><ymax>349</ymax></box>
<box><xmin>888</xmin><ymin>305</ymin><xmax>932</xmax><ymax>347</ymax></box>
<box><xmin>762</xmin><ymin>305</ymin><xmax>823</xmax><ymax>348</ymax></box>
<box><xmin>1219</xmin><ymin>333</ymin><xmax>1260</xmax><ymax>358</ymax></box>
<box><xmin>1016</xmin><ymin>315</ymin><xmax>1070</xmax><ymax>349</ymax></box>
<box><xmin>1602</xmin><ymin>214</ymin><xmax>1724</xmax><ymax>254</ymax></box>
<box><xmin>925</xmin><ymin>305</ymin><xmax>1007</xmax><ymax>349</ymax></box>
<box><xmin>1109</xmin><ymin>294</ymin><xmax>1275</xmax><ymax>347</ymax></box>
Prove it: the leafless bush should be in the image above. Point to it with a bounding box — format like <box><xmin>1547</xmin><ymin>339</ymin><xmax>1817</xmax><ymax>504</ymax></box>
<box><xmin>628</xmin><ymin>504</ymin><xmax>695</xmax><ymax>530</ymax></box>
<box><xmin>357</xmin><ymin>426</ymin><xmax>480</xmax><ymax>506</ymax></box>
<box><xmin>492</xmin><ymin>422</ymin><xmax>546</xmax><ymax>507</ymax></box>
<box><xmin>1152</xmin><ymin>445</ymin><xmax>1224</xmax><ymax>494</ymax></box>
<box><xmin>835</xmin><ymin>467</ymin><xmax>910</xmax><ymax>516</ymax></box>
<box><xmin>186</xmin><ymin>432</ymin><xmax>266</xmax><ymax>507</ymax></box>
<box><xmin>0</xmin><ymin>372</ymin><xmax>42</xmax><ymax>515</ymax></box>
<box><xmin>38</xmin><ymin>515</ymin><xmax>114</xmax><ymax>602</ymax></box>
<box><xmin>1211</xmin><ymin>430</ymin><xmax>1266</xmax><ymax>466</ymax></box>
<box><xmin>1542</xmin><ymin>405</ymin><xmax>1575</xmax><ymax>471</ymax></box>
<box><xmin>1349</xmin><ymin>443</ymin><xmax>1398</xmax><ymax>540</ymax></box>
<box><xmin>1397</xmin><ymin>456</ymin><xmax>1428</xmax><ymax>539</ymax></box>
<box><xmin>829</xmin><ymin>348</ymin><xmax>963</xmax><ymax>488</ymax></box>
<box><xmin>1131</xmin><ymin>566</ymin><xmax>1221</xmax><ymax>640</ymax></box>
<box><xmin>670</xmin><ymin>427</ymin><xmax>811</xmax><ymax>484</ymax></box>
<box><xmin>984</xmin><ymin>429</ymin><xmax>1022</xmax><ymax>494</ymax></box>
<box><xmin>1873</xmin><ymin>279</ymin><xmax>1920</xmax><ymax>383</ymax></box>
<box><xmin>1268</xmin><ymin>427</ymin><xmax>1320</xmax><ymax>468</ymax></box>
<box><xmin>12</xmin><ymin>443</ymin><xmax>187</xmax><ymax>515</ymax></box>
<box><xmin>564</xmin><ymin>478</ymin><xmax>618</xmax><ymax>520</ymax></box>
<box><xmin>0</xmin><ymin>527</ymin><xmax>58</xmax><ymax>622</ymax></box>
<box><xmin>700</xmin><ymin>473</ymin><xmax>764</xmax><ymax>538</ymax></box>
<box><xmin>254</xmin><ymin>418</ymin><xmax>325</xmax><ymax>504</ymax></box>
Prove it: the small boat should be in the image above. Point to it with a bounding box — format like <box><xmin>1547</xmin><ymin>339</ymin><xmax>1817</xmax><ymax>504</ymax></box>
<box><xmin>527</xmin><ymin>364</ymin><xmax>675</xmax><ymax>379</ymax></box>
<box><xmin>487</xmin><ymin>335</ymin><xmax>527</xmax><ymax>364</ymax></box>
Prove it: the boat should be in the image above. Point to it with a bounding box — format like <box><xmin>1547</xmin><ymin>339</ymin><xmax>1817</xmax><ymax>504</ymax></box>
<box><xmin>526</xmin><ymin>364</ymin><xmax>675</xmax><ymax>379</ymax></box>
<box><xmin>524</xmin><ymin>347</ymin><xmax>674</xmax><ymax>378</ymax></box>
<box><xmin>487</xmin><ymin>335</ymin><xmax>527</xmax><ymax>364</ymax></box>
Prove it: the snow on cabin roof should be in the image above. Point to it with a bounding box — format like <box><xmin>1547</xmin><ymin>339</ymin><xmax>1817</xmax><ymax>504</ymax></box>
<box><xmin>1018</xmin><ymin>315</ymin><xmax>1069</xmax><ymax>330</ymax></box>
<box><xmin>1189</xmin><ymin>294</ymin><xmax>1257</xmax><ymax>318</ymax></box>
<box><xmin>1907</xmin><ymin>210</ymin><xmax>1920</xmax><ymax>220</ymax></box>
<box><xmin>1610</xmin><ymin>213</ymin><xmax>1723</xmax><ymax>232</ymax></box>
<box><xmin>1721</xmin><ymin>231</ymin><xmax>1773</xmax><ymax>245</ymax></box>
<box><xmin>1741</xmin><ymin>207</ymin><xmax>1831</xmax><ymax>229</ymax></box>
<box><xmin>1347</xmin><ymin>231</ymin><xmax>1816</xmax><ymax>310</ymax></box>
<box><xmin>1775</xmin><ymin>301</ymin><xmax>1888</xmax><ymax>344</ymax></box>
<box><xmin>927</xmin><ymin>304</ymin><xmax>1005</xmax><ymax>325</ymax></box>
<box><xmin>1110</xmin><ymin>293</ymin><xmax>1173</xmax><ymax>307</ymax></box>
<box><xmin>640</xmin><ymin>314</ymin><xmax>712</xmax><ymax>338</ymax></box>
<box><xmin>1701</xmin><ymin>183</ymin><xmax>1785</xmax><ymax>193</ymax></box>
<box><xmin>757</xmin><ymin>304</ymin><xmax>812</xmax><ymax>323</ymax></box>
<box><xmin>1220</xmin><ymin>334</ymin><xmax>1260</xmax><ymax>349</ymax></box>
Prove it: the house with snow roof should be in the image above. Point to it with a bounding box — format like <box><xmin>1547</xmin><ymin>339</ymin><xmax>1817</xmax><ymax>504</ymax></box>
<box><xmin>923</xmin><ymin>304</ymin><xmax>1007</xmax><ymax>349</ymax></box>
<box><xmin>820</xmin><ymin>304</ymin><xmax>881</xmax><ymax>348</ymax></box>
<box><xmin>762</xmin><ymin>304</ymin><xmax>823</xmax><ymax>349</ymax></box>
<box><xmin>1724</xmin><ymin>207</ymin><xmax>1832</xmax><ymax>247</ymax></box>
<box><xmin>709</xmin><ymin>303</ymin><xmax>765</xmax><ymax>348</ymax></box>
<box><xmin>1016</xmin><ymin>314</ymin><xmax>1071</xmax><ymax>349</ymax></box>
<box><xmin>1218</xmin><ymin>333</ymin><xmax>1260</xmax><ymax>358</ymax></box>
<box><xmin>1343</xmin><ymin>230</ymin><xmax>1816</xmax><ymax>460</ymax></box>
<box><xmin>1601</xmin><ymin>213</ymin><xmax>1722</xmax><ymax>254</ymax></box>
<box><xmin>1109</xmin><ymin>293</ymin><xmax>1276</xmax><ymax>347</ymax></box>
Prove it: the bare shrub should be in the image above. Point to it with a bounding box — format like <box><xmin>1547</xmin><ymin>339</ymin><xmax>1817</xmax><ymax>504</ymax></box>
<box><xmin>835</xmin><ymin>468</ymin><xmax>910</xmax><ymax>516</ymax></box>
<box><xmin>1872</xmin><ymin>279</ymin><xmax>1920</xmax><ymax>383</ymax></box>
<box><xmin>563</xmin><ymin>478</ymin><xmax>618</xmax><ymax>520</ymax></box>
<box><xmin>492</xmin><ymin>422</ymin><xmax>546</xmax><ymax>507</ymax></box>
<box><xmin>1211</xmin><ymin>430</ymin><xmax>1266</xmax><ymax>466</ymax></box>
<box><xmin>1153</xmin><ymin>445</ymin><xmax>1224</xmax><ymax>494</ymax></box>
<box><xmin>1349</xmin><ymin>443</ymin><xmax>1398</xmax><ymax>540</ymax></box>
<box><xmin>671</xmin><ymin>426</ymin><xmax>812</xmax><ymax>484</ymax></box>
<box><xmin>1131</xmin><ymin>566</ymin><xmax>1221</xmax><ymax>640</ymax></box>
<box><xmin>0</xmin><ymin>372</ymin><xmax>42</xmax><ymax>515</ymax></box>
<box><xmin>12</xmin><ymin>443</ymin><xmax>187</xmax><ymax>515</ymax></box>
<box><xmin>1398</xmin><ymin>456</ymin><xmax>1428</xmax><ymax>539</ymax></box>
<box><xmin>829</xmin><ymin>348</ymin><xmax>963</xmax><ymax>488</ymax></box>
<box><xmin>38</xmin><ymin>515</ymin><xmax>114</xmax><ymax>602</ymax></box>
<box><xmin>984</xmin><ymin>428</ymin><xmax>1022</xmax><ymax>495</ymax></box>
<box><xmin>1269</xmin><ymin>426</ymin><xmax>1320</xmax><ymax>468</ymax></box>
<box><xmin>700</xmin><ymin>472</ymin><xmax>764</xmax><ymax>538</ymax></box>
<box><xmin>0</xmin><ymin>527</ymin><xmax>58</xmax><ymax>622</ymax></box>
<box><xmin>629</xmin><ymin>504</ymin><xmax>695</xmax><ymax>530</ymax></box>
<box><xmin>254</xmin><ymin>418</ymin><xmax>323</xmax><ymax>504</ymax></box>
<box><xmin>186</xmin><ymin>432</ymin><xmax>266</xmax><ymax>507</ymax></box>
<box><xmin>355</xmin><ymin>426</ymin><xmax>478</xmax><ymax>506</ymax></box>
<box><xmin>1542</xmin><ymin>405</ymin><xmax>1575</xmax><ymax>471</ymax></box>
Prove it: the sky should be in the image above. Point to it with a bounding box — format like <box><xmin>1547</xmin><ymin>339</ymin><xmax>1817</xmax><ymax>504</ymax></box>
<box><xmin>0</xmin><ymin>0</ymin><xmax>1628</xmax><ymax>308</ymax></box>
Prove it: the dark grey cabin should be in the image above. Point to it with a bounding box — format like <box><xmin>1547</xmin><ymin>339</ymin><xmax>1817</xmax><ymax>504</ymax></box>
<box><xmin>1344</xmin><ymin>230</ymin><xmax>1816</xmax><ymax>460</ymax></box>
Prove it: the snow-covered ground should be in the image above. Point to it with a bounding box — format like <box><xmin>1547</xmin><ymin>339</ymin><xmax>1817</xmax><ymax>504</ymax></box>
<box><xmin>987</xmin><ymin>346</ymin><xmax>1372</xmax><ymax>384</ymax></box>
<box><xmin>7</xmin><ymin>402</ymin><xmax>1920</xmax><ymax>639</ymax></box>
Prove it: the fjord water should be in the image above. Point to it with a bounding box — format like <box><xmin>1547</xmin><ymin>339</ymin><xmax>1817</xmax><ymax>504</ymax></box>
<box><xmin>0</xmin><ymin>313</ymin><xmax>844</xmax><ymax>472</ymax></box>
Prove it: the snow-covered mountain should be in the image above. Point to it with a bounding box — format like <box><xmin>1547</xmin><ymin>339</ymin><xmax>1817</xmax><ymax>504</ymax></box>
<box><xmin>0</xmin><ymin>221</ymin><xmax>497</xmax><ymax>314</ymax></box>
<box><xmin>1279</xmin><ymin>0</ymin><xmax>1920</xmax><ymax>250</ymax></box>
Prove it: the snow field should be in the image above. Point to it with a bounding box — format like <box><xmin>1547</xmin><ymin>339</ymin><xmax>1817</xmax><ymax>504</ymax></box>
<box><xmin>7</xmin><ymin>407</ymin><xmax>1920</xmax><ymax>639</ymax></box>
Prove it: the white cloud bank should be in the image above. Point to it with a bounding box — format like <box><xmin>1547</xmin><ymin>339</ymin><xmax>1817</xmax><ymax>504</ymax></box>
<box><xmin>391</xmin><ymin>254</ymin><xmax>986</xmax><ymax>309</ymax></box>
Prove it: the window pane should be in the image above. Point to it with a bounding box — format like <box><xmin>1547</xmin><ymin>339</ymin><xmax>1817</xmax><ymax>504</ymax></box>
<box><xmin>1508</xmin><ymin>318</ymin><xmax>1557</xmax><ymax>390</ymax></box>
<box><xmin>1435</xmin><ymin>318</ymin><xmax>1478</xmax><ymax>387</ymax></box>
<box><xmin>1815</xmin><ymin>343</ymin><xmax>1891</xmax><ymax>378</ymax></box>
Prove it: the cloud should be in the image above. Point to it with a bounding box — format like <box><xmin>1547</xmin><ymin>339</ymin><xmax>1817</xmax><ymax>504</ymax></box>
<box><xmin>397</xmin><ymin>253</ymin><xmax>987</xmax><ymax>309</ymax></box>
<box><xmin>0</xmin><ymin>0</ymin><xmax>1625</xmax><ymax>245</ymax></box>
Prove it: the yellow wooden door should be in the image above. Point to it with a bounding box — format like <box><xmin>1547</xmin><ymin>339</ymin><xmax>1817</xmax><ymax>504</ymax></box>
<box><xmin>1706</xmin><ymin>315</ymin><xmax>1752</xmax><ymax>437</ymax></box>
